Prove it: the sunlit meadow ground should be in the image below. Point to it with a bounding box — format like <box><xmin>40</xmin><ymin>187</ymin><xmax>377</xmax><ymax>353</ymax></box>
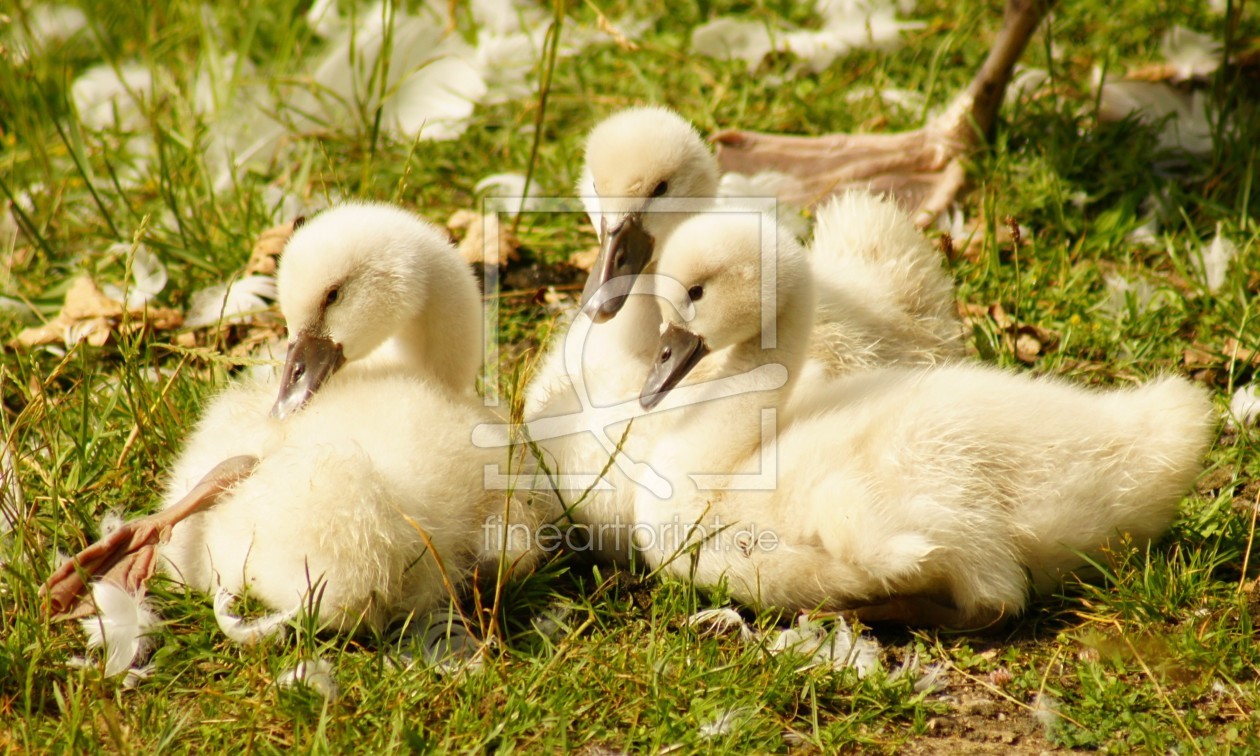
<box><xmin>2</xmin><ymin>0</ymin><xmax>1260</xmax><ymax>751</ymax></box>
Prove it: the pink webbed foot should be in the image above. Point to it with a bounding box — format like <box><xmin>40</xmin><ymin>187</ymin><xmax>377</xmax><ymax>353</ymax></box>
<box><xmin>42</xmin><ymin>455</ymin><xmax>258</xmax><ymax>620</ymax></box>
<box><xmin>713</xmin><ymin>126</ymin><xmax>969</xmax><ymax>228</ymax></box>
<box><xmin>712</xmin><ymin>0</ymin><xmax>1053</xmax><ymax>228</ymax></box>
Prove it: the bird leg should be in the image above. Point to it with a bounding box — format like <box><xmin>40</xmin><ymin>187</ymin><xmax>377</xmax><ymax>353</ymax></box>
<box><xmin>712</xmin><ymin>0</ymin><xmax>1054</xmax><ymax>227</ymax></box>
<box><xmin>41</xmin><ymin>454</ymin><xmax>259</xmax><ymax>621</ymax></box>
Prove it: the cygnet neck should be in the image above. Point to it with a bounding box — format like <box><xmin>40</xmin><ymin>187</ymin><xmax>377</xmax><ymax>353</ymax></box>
<box><xmin>649</xmin><ymin>271</ymin><xmax>817</xmax><ymax>490</ymax></box>
<box><xmin>363</xmin><ymin>253</ymin><xmax>483</xmax><ymax>396</ymax></box>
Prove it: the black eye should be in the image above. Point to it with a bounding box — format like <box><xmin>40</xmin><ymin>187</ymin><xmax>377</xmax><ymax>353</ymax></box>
<box><xmin>651</xmin><ymin>180</ymin><xmax>668</xmax><ymax>198</ymax></box>
<box><xmin>688</xmin><ymin>285</ymin><xmax>704</xmax><ymax>302</ymax></box>
<box><xmin>324</xmin><ymin>287</ymin><xmax>340</xmax><ymax>307</ymax></box>
<box><xmin>292</xmin><ymin>215</ymin><xmax>307</xmax><ymax>231</ymax></box>
<box><xmin>660</xmin><ymin>347</ymin><xmax>672</xmax><ymax>363</ymax></box>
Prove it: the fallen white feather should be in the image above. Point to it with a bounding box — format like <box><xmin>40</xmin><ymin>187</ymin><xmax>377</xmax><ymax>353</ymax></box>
<box><xmin>475</xmin><ymin>172</ymin><xmax>546</xmax><ymax>217</ymax></box>
<box><xmin>1006</xmin><ymin>66</ymin><xmax>1050</xmax><ymax>103</ymax></box>
<box><xmin>122</xmin><ymin>663</ymin><xmax>155</xmax><ymax>690</ymax></box>
<box><xmin>71</xmin><ymin>62</ymin><xmax>154</xmax><ymax>132</ymax></box>
<box><xmin>1102</xmin><ymin>271</ymin><xmax>1161</xmax><ymax>318</ymax></box>
<box><xmin>888</xmin><ymin>651</ymin><xmax>948</xmax><ymax>694</ymax></box>
<box><xmin>1097</xmin><ymin>79</ymin><xmax>1214</xmax><ymax>156</ymax></box>
<box><xmin>63</xmin><ymin>319</ymin><xmax>105</xmax><ymax>347</ymax></box>
<box><xmin>185</xmin><ymin>275</ymin><xmax>277</xmax><ymax>328</ymax></box>
<box><xmin>691</xmin><ymin>18</ymin><xmax>774</xmax><ymax>74</ymax></box>
<box><xmin>1228</xmin><ymin>384</ymin><xmax>1260</xmax><ymax>429</ymax></box>
<box><xmin>1193</xmin><ymin>225</ymin><xmax>1236</xmax><ymax>293</ymax></box>
<box><xmin>472</xmin><ymin>31</ymin><xmax>539</xmax><ymax>104</ymax></box>
<box><xmin>845</xmin><ymin>85</ymin><xmax>927</xmax><ymax>113</ymax></box>
<box><xmin>1031</xmin><ymin>692</ymin><xmax>1062</xmax><ymax>737</ymax></box>
<box><xmin>686</xmin><ymin>607</ymin><xmax>756</xmax><ymax>642</ymax></box>
<box><xmin>278</xmin><ymin>658</ymin><xmax>339</xmax><ymax>701</ymax></box>
<box><xmin>306</xmin><ymin>0</ymin><xmax>347</xmax><ymax>39</ymax></box>
<box><xmin>213</xmin><ymin>588</ymin><xmax>295</xmax><ymax>645</ymax></box>
<box><xmin>1127</xmin><ymin>215</ymin><xmax>1160</xmax><ymax>246</ymax></box>
<box><xmin>932</xmin><ymin>206</ymin><xmax>970</xmax><ymax>242</ymax></box>
<box><xmin>102</xmin><ymin>243</ymin><xmax>168</xmax><ymax>309</ymax></box>
<box><xmin>384</xmin><ymin>54</ymin><xmax>488</xmax><ymax>140</ymax></box>
<box><xmin>21</xmin><ymin>5</ymin><xmax>88</xmax><ymax>52</ymax></box>
<box><xmin>80</xmin><ymin>582</ymin><xmax>159</xmax><ymax>678</ymax></box>
<box><xmin>1161</xmin><ymin>26</ymin><xmax>1222</xmax><ymax>83</ymax></box>
<box><xmin>530</xmin><ymin>604</ymin><xmax>574</xmax><ymax>642</ymax></box>
<box><xmin>198</xmin><ymin>0</ymin><xmax>655</xmax><ymax>190</ymax></box>
<box><xmin>98</xmin><ymin>512</ymin><xmax>124</xmax><ymax>538</ymax></box>
<box><xmin>692</xmin><ymin>0</ymin><xmax>922</xmax><ymax>74</ymax></box>
<box><xmin>698</xmin><ymin>706</ymin><xmax>756</xmax><ymax>739</ymax></box>
<box><xmin>472</xmin><ymin>0</ymin><xmax>548</xmax><ymax>36</ymax></box>
<box><xmin>765</xmin><ymin>615</ymin><xmax>880</xmax><ymax>677</ymax></box>
<box><xmin>814</xmin><ymin>0</ymin><xmax>923</xmax><ymax>53</ymax></box>
<box><xmin>781</xmin><ymin>28</ymin><xmax>853</xmax><ymax>74</ymax></box>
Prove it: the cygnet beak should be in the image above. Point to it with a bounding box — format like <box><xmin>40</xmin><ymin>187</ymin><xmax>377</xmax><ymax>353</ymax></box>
<box><xmin>640</xmin><ymin>322</ymin><xmax>710</xmax><ymax>410</ymax></box>
<box><xmin>270</xmin><ymin>331</ymin><xmax>346</xmax><ymax>420</ymax></box>
<box><xmin>580</xmin><ymin>212</ymin><xmax>654</xmax><ymax>323</ymax></box>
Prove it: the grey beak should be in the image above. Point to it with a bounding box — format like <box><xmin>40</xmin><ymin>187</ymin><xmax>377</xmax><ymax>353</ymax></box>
<box><xmin>580</xmin><ymin>213</ymin><xmax>654</xmax><ymax>323</ymax></box>
<box><xmin>640</xmin><ymin>323</ymin><xmax>710</xmax><ymax>410</ymax></box>
<box><xmin>270</xmin><ymin>332</ymin><xmax>346</xmax><ymax>420</ymax></box>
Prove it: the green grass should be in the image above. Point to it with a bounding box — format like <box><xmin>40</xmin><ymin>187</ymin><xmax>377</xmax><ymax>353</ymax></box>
<box><xmin>3</xmin><ymin>0</ymin><xmax>1260</xmax><ymax>751</ymax></box>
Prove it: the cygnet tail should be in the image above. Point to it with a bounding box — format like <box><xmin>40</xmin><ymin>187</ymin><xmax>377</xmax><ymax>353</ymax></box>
<box><xmin>1024</xmin><ymin>375</ymin><xmax>1214</xmax><ymax>587</ymax></box>
<box><xmin>1118</xmin><ymin>376</ymin><xmax>1216</xmax><ymax>503</ymax></box>
<box><xmin>806</xmin><ymin>191</ymin><xmax>964</xmax><ymax>370</ymax></box>
<box><xmin>810</xmin><ymin>190</ymin><xmax>956</xmax><ymax>320</ymax></box>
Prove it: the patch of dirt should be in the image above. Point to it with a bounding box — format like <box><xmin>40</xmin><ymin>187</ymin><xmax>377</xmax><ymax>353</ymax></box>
<box><xmin>901</xmin><ymin>688</ymin><xmax>1060</xmax><ymax>754</ymax></box>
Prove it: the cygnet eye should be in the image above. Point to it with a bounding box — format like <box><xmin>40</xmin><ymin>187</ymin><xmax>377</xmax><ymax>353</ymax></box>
<box><xmin>651</xmin><ymin>180</ymin><xmax>668</xmax><ymax>198</ymax></box>
<box><xmin>324</xmin><ymin>287</ymin><xmax>340</xmax><ymax>308</ymax></box>
<box><xmin>687</xmin><ymin>285</ymin><xmax>704</xmax><ymax>302</ymax></box>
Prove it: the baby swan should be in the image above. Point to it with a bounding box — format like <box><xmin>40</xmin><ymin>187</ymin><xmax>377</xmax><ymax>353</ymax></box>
<box><xmin>527</xmin><ymin>109</ymin><xmax>960</xmax><ymax>565</ymax></box>
<box><xmin>635</xmin><ymin>212</ymin><xmax>1214</xmax><ymax>629</ymax></box>
<box><xmin>578</xmin><ymin>105</ymin><xmax>964</xmax><ymax>373</ymax></box>
<box><xmin>578</xmin><ymin>106</ymin><xmax>719</xmax><ymax>320</ymax></box>
<box><xmin>272</xmin><ymin>201</ymin><xmax>482</xmax><ymax>417</ymax></box>
<box><xmin>45</xmin><ymin>203</ymin><xmax>543</xmax><ymax>631</ymax></box>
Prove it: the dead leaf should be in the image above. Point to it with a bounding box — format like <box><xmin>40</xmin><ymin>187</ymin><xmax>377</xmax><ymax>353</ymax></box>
<box><xmin>958</xmin><ymin>301</ymin><xmax>1058</xmax><ymax>364</ymax></box>
<box><xmin>1184</xmin><ymin>338</ymin><xmax>1260</xmax><ymax>372</ymax></box>
<box><xmin>11</xmin><ymin>277</ymin><xmax>183</xmax><ymax>349</ymax></box>
<box><xmin>447</xmin><ymin>210</ymin><xmax>519</xmax><ymax>267</ymax></box>
<box><xmin>245</xmin><ymin>220</ymin><xmax>297</xmax><ymax>276</ymax></box>
<box><xmin>1222</xmin><ymin>337</ymin><xmax>1260</xmax><ymax>366</ymax></box>
<box><xmin>1014</xmin><ymin>325</ymin><xmax>1059</xmax><ymax>364</ymax></box>
<box><xmin>1182</xmin><ymin>346</ymin><xmax>1215</xmax><ymax>371</ymax></box>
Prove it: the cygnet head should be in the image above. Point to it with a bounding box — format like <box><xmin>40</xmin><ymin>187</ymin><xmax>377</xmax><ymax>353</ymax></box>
<box><xmin>581</xmin><ymin>106</ymin><xmax>720</xmax><ymax>322</ymax></box>
<box><xmin>271</xmin><ymin>202</ymin><xmax>455</xmax><ymax>419</ymax></box>
<box><xmin>639</xmin><ymin>212</ymin><xmax>808</xmax><ymax>409</ymax></box>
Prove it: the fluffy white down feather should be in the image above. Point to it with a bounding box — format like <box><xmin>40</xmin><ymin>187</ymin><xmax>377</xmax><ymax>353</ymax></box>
<box><xmin>80</xmin><ymin>582</ymin><xmax>158</xmax><ymax>677</ymax></box>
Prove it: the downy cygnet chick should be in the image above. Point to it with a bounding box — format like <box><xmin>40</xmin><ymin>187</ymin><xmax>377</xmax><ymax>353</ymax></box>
<box><xmin>45</xmin><ymin>203</ymin><xmax>546</xmax><ymax>631</ymax></box>
<box><xmin>632</xmin><ymin>211</ymin><xmax>1213</xmax><ymax>629</ymax></box>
